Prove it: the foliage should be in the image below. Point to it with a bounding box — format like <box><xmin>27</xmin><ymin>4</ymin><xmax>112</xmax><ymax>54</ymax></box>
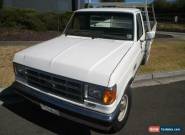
<box><xmin>0</xmin><ymin>8</ymin><xmax>72</xmax><ymax>31</ymax></box>
<box><xmin>0</xmin><ymin>0</ymin><xmax>3</xmax><ymax>9</ymax></box>
<box><xmin>40</xmin><ymin>12</ymin><xmax>59</xmax><ymax>31</ymax></box>
<box><xmin>154</xmin><ymin>0</ymin><xmax>185</xmax><ymax>12</ymax></box>
<box><xmin>176</xmin><ymin>0</ymin><xmax>185</xmax><ymax>9</ymax></box>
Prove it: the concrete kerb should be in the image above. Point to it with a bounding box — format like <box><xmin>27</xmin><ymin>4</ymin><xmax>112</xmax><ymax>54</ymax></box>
<box><xmin>0</xmin><ymin>41</ymin><xmax>41</xmax><ymax>44</ymax></box>
<box><xmin>153</xmin><ymin>70</ymin><xmax>185</xmax><ymax>79</ymax></box>
<box><xmin>134</xmin><ymin>74</ymin><xmax>153</xmax><ymax>82</ymax></box>
<box><xmin>134</xmin><ymin>70</ymin><xmax>185</xmax><ymax>82</ymax></box>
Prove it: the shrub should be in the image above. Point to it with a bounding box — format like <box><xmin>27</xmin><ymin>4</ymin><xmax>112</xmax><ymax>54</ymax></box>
<box><xmin>40</xmin><ymin>12</ymin><xmax>59</xmax><ymax>31</ymax></box>
<box><xmin>0</xmin><ymin>7</ymin><xmax>73</xmax><ymax>31</ymax></box>
<box><xmin>61</xmin><ymin>11</ymin><xmax>73</xmax><ymax>30</ymax></box>
<box><xmin>0</xmin><ymin>8</ymin><xmax>46</xmax><ymax>31</ymax></box>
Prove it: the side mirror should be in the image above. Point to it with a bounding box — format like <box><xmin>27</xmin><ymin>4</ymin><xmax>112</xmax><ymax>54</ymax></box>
<box><xmin>146</xmin><ymin>31</ymin><xmax>155</xmax><ymax>40</ymax></box>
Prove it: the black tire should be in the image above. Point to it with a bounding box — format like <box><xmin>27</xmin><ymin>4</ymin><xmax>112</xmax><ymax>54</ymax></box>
<box><xmin>110</xmin><ymin>86</ymin><xmax>132</xmax><ymax>133</ymax></box>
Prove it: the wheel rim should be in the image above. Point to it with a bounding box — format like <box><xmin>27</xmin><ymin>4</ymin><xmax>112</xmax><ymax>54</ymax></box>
<box><xmin>117</xmin><ymin>95</ymin><xmax>128</xmax><ymax>122</ymax></box>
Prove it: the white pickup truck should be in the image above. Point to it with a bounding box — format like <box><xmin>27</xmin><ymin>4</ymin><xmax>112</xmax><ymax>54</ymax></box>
<box><xmin>13</xmin><ymin>2</ymin><xmax>157</xmax><ymax>132</ymax></box>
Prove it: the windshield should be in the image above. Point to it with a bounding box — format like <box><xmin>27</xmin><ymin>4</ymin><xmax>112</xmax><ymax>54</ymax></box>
<box><xmin>65</xmin><ymin>12</ymin><xmax>134</xmax><ymax>40</ymax></box>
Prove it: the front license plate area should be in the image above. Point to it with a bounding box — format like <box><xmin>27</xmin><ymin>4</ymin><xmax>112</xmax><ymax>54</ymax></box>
<box><xmin>40</xmin><ymin>104</ymin><xmax>60</xmax><ymax>116</ymax></box>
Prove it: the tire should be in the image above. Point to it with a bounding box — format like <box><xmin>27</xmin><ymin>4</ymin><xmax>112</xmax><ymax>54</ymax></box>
<box><xmin>110</xmin><ymin>86</ymin><xmax>132</xmax><ymax>133</ymax></box>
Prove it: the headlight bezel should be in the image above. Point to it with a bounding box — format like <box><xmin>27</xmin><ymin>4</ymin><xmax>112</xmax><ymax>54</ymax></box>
<box><xmin>84</xmin><ymin>84</ymin><xmax>105</xmax><ymax>103</ymax></box>
<box><xmin>13</xmin><ymin>63</ymin><xmax>26</xmax><ymax>79</ymax></box>
<box><xmin>84</xmin><ymin>83</ymin><xmax>117</xmax><ymax>105</ymax></box>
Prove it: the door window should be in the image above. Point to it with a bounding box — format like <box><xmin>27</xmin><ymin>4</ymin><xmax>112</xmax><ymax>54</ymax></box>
<box><xmin>137</xmin><ymin>14</ymin><xmax>144</xmax><ymax>40</ymax></box>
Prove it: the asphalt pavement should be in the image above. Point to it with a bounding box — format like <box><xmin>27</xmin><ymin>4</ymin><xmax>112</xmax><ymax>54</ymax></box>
<box><xmin>0</xmin><ymin>81</ymin><xmax>185</xmax><ymax>135</ymax></box>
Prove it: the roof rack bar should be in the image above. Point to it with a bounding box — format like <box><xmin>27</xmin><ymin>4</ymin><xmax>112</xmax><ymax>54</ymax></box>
<box><xmin>87</xmin><ymin>2</ymin><xmax>150</xmax><ymax>9</ymax></box>
<box><xmin>144</xmin><ymin>5</ymin><xmax>151</xmax><ymax>31</ymax></box>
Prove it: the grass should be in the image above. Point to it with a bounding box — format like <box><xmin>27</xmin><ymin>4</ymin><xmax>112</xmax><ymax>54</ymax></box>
<box><xmin>0</xmin><ymin>38</ymin><xmax>185</xmax><ymax>87</ymax></box>
<box><xmin>139</xmin><ymin>38</ymin><xmax>185</xmax><ymax>74</ymax></box>
<box><xmin>0</xmin><ymin>42</ymin><xmax>31</xmax><ymax>87</ymax></box>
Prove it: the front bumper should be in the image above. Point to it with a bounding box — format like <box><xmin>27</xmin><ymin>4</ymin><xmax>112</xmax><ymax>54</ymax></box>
<box><xmin>13</xmin><ymin>81</ymin><xmax>120</xmax><ymax>131</ymax></box>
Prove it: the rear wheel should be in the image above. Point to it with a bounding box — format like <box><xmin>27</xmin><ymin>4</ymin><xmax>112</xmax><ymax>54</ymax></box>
<box><xmin>110</xmin><ymin>87</ymin><xmax>131</xmax><ymax>133</ymax></box>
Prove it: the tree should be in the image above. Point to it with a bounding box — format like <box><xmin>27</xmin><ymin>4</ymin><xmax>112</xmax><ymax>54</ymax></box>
<box><xmin>176</xmin><ymin>0</ymin><xmax>185</xmax><ymax>10</ymax></box>
<box><xmin>154</xmin><ymin>0</ymin><xmax>172</xmax><ymax>9</ymax></box>
<box><xmin>154</xmin><ymin>0</ymin><xmax>185</xmax><ymax>12</ymax></box>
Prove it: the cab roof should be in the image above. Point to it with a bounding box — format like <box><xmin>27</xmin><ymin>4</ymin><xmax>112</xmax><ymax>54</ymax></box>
<box><xmin>76</xmin><ymin>8</ymin><xmax>140</xmax><ymax>14</ymax></box>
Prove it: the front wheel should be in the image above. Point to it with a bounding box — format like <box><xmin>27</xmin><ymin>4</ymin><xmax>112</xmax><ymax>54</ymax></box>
<box><xmin>110</xmin><ymin>87</ymin><xmax>131</xmax><ymax>133</ymax></box>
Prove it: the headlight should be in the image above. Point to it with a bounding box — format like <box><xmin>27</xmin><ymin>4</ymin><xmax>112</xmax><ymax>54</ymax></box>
<box><xmin>85</xmin><ymin>84</ymin><xmax>117</xmax><ymax>105</ymax></box>
<box><xmin>14</xmin><ymin>63</ymin><xmax>26</xmax><ymax>78</ymax></box>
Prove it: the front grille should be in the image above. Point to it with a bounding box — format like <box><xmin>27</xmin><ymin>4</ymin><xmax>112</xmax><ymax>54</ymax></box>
<box><xmin>23</xmin><ymin>67</ymin><xmax>84</xmax><ymax>103</ymax></box>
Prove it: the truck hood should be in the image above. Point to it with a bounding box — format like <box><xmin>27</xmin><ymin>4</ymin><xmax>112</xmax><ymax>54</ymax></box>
<box><xmin>14</xmin><ymin>35</ymin><xmax>133</xmax><ymax>86</ymax></box>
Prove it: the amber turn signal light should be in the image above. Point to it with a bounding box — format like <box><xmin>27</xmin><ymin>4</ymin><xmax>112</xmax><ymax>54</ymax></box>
<box><xmin>103</xmin><ymin>88</ymin><xmax>117</xmax><ymax>105</ymax></box>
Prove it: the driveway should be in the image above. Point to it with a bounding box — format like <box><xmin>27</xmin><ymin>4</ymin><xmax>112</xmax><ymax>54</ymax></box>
<box><xmin>157</xmin><ymin>31</ymin><xmax>185</xmax><ymax>40</ymax></box>
<box><xmin>0</xmin><ymin>81</ymin><xmax>185</xmax><ymax>135</ymax></box>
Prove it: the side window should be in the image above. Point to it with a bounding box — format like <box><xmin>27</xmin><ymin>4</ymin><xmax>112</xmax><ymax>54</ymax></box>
<box><xmin>137</xmin><ymin>14</ymin><xmax>143</xmax><ymax>40</ymax></box>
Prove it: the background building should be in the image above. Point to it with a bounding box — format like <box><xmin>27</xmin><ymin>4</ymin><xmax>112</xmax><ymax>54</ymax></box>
<box><xmin>3</xmin><ymin>0</ymin><xmax>85</xmax><ymax>12</ymax></box>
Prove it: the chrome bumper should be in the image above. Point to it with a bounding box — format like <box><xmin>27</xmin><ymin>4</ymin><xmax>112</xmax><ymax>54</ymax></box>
<box><xmin>13</xmin><ymin>81</ymin><xmax>120</xmax><ymax>131</ymax></box>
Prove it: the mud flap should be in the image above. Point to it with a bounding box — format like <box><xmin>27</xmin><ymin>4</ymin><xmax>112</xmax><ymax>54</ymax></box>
<box><xmin>141</xmin><ymin>37</ymin><xmax>154</xmax><ymax>65</ymax></box>
<box><xmin>142</xmin><ymin>28</ymin><xmax>156</xmax><ymax>65</ymax></box>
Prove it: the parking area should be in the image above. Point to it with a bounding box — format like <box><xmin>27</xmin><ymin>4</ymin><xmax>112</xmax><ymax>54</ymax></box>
<box><xmin>0</xmin><ymin>81</ymin><xmax>185</xmax><ymax>135</ymax></box>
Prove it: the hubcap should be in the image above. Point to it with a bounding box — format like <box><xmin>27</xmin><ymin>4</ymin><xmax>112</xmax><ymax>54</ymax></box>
<box><xmin>117</xmin><ymin>95</ymin><xmax>128</xmax><ymax>122</ymax></box>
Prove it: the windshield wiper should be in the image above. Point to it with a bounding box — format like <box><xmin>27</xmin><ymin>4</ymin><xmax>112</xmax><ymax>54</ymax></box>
<box><xmin>100</xmin><ymin>33</ymin><xmax>125</xmax><ymax>40</ymax></box>
<box><xmin>66</xmin><ymin>30</ymin><xmax>127</xmax><ymax>40</ymax></box>
<box><xmin>65</xmin><ymin>30</ymin><xmax>98</xmax><ymax>39</ymax></box>
<box><xmin>66</xmin><ymin>30</ymin><xmax>110</xmax><ymax>39</ymax></box>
